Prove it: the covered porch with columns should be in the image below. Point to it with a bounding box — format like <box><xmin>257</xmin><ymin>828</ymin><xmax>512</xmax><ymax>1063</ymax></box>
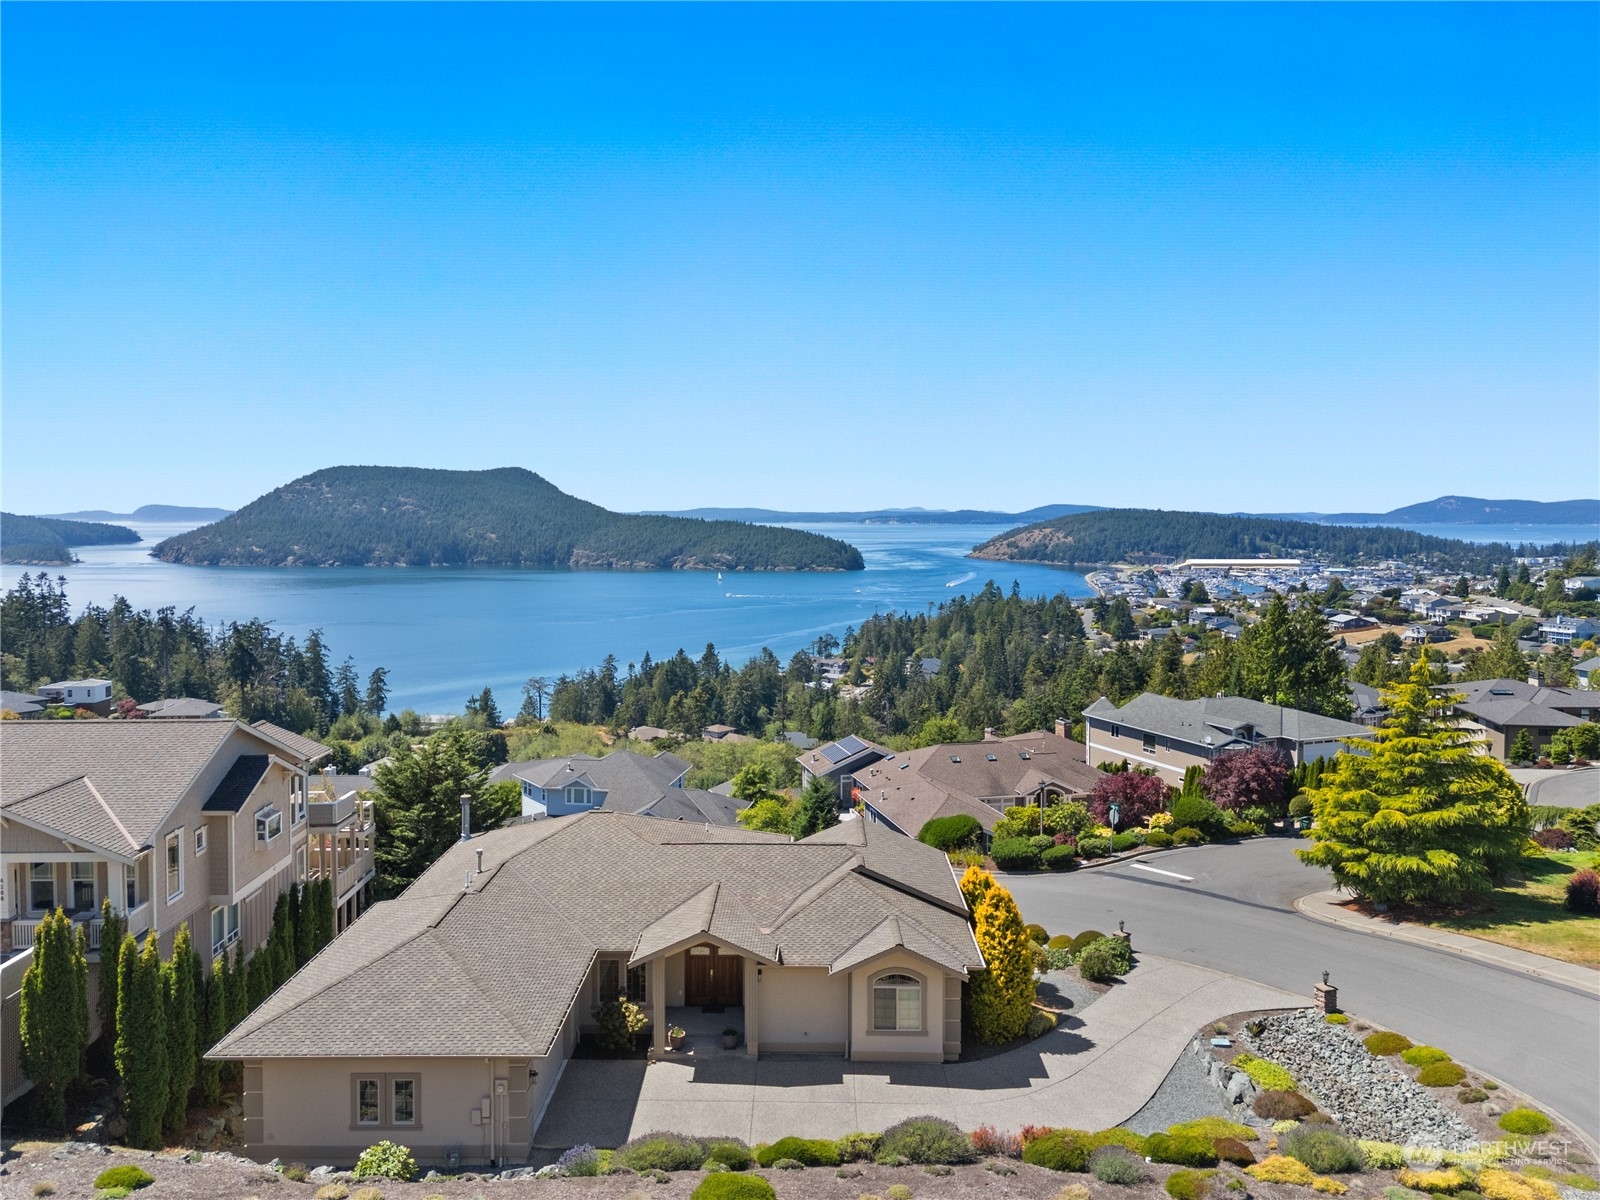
<box><xmin>637</xmin><ymin>936</ymin><xmax>767</xmax><ymax>1059</ymax></box>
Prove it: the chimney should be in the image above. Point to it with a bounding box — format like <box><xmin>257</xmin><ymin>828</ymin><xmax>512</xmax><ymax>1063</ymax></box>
<box><xmin>983</xmin><ymin>727</ymin><xmax>996</xmax><ymax>741</ymax></box>
<box><xmin>1054</xmin><ymin>717</ymin><xmax>1068</xmax><ymax>740</ymax></box>
<box><xmin>460</xmin><ymin>794</ymin><xmax>472</xmax><ymax>841</ymax></box>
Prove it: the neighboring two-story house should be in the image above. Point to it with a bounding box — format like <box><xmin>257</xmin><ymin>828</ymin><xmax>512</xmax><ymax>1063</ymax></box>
<box><xmin>1449</xmin><ymin>679</ymin><xmax>1598</xmax><ymax>760</ymax></box>
<box><xmin>511</xmin><ymin>750</ymin><xmax>746</xmax><ymax>825</ymax></box>
<box><xmin>0</xmin><ymin>718</ymin><xmax>368</xmax><ymax>1106</ymax></box>
<box><xmin>798</xmin><ymin>734</ymin><xmax>892</xmax><ymax>802</ymax></box>
<box><xmin>1082</xmin><ymin>693</ymin><xmax>1367</xmax><ymax>785</ymax></box>
<box><xmin>35</xmin><ymin>678</ymin><xmax>114</xmax><ymax>716</ymax></box>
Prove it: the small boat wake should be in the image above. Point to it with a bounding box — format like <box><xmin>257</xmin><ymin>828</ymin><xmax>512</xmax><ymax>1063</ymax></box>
<box><xmin>945</xmin><ymin>572</ymin><xmax>976</xmax><ymax>588</ymax></box>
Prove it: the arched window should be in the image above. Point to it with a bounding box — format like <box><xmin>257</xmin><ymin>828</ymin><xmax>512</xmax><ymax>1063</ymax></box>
<box><xmin>871</xmin><ymin>972</ymin><xmax>922</xmax><ymax>1031</ymax></box>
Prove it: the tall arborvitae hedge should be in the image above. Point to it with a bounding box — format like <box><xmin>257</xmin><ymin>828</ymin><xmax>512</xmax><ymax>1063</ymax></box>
<box><xmin>198</xmin><ymin>956</ymin><xmax>228</xmax><ymax>1104</ymax></box>
<box><xmin>72</xmin><ymin>924</ymin><xmax>90</xmax><ymax>1077</ymax></box>
<box><xmin>292</xmin><ymin>882</ymin><xmax>313</xmax><ymax>968</ymax></box>
<box><xmin>19</xmin><ymin>910</ymin><xmax>86</xmax><ymax>1128</ymax></box>
<box><xmin>116</xmin><ymin>934</ymin><xmax>168</xmax><ymax>1149</ymax></box>
<box><xmin>97</xmin><ymin>899</ymin><xmax>124</xmax><ymax>1074</ymax></box>
<box><xmin>229</xmin><ymin>944</ymin><xmax>249</xmax><ymax>1027</ymax></box>
<box><xmin>314</xmin><ymin>877</ymin><xmax>336</xmax><ymax>949</ymax></box>
<box><xmin>162</xmin><ymin>924</ymin><xmax>198</xmax><ymax>1134</ymax></box>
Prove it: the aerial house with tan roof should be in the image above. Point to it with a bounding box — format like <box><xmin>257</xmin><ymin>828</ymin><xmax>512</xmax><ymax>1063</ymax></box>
<box><xmin>208</xmin><ymin>811</ymin><xmax>983</xmax><ymax>1169</ymax></box>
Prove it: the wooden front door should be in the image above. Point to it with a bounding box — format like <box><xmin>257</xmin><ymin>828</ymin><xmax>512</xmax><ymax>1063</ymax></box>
<box><xmin>684</xmin><ymin>945</ymin><xmax>744</xmax><ymax>1006</ymax></box>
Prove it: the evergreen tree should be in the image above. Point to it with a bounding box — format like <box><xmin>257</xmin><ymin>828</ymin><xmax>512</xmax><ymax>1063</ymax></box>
<box><xmin>270</xmin><ymin>891</ymin><xmax>295</xmax><ymax>986</ymax></box>
<box><xmin>364</xmin><ymin>666</ymin><xmax>390</xmax><ymax>716</ymax></box>
<box><xmin>197</xmin><ymin>956</ymin><xmax>228</xmax><ymax>1105</ymax></box>
<box><xmin>335</xmin><ymin>656</ymin><xmax>362</xmax><ymax>716</ymax></box>
<box><xmin>1237</xmin><ymin>595</ymin><xmax>1352</xmax><ymax>718</ymax></box>
<box><xmin>162</xmin><ymin>923</ymin><xmax>198</xmax><ymax>1134</ymax></box>
<box><xmin>73</xmin><ymin>924</ymin><xmax>90</xmax><ymax>1078</ymax></box>
<box><xmin>19</xmin><ymin>911</ymin><xmax>84</xmax><ymax>1128</ymax></box>
<box><xmin>791</xmin><ymin>774</ymin><xmax>841</xmax><ymax>839</ymax></box>
<box><xmin>313</xmin><ymin>877</ymin><xmax>336</xmax><ymax>951</ymax></box>
<box><xmin>1298</xmin><ymin>657</ymin><xmax>1530</xmax><ymax>907</ymax></box>
<box><xmin>966</xmin><ymin>882</ymin><xmax>1034</xmax><ymax>1043</ymax></box>
<box><xmin>958</xmin><ymin>863</ymin><xmax>994</xmax><ymax>913</ymax></box>
<box><xmin>96</xmin><ymin>899</ymin><xmax>124</xmax><ymax>1074</ymax></box>
<box><xmin>1463</xmin><ymin>624</ymin><xmax>1528</xmax><ymax>682</ymax></box>
<box><xmin>1508</xmin><ymin>729</ymin><xmax>1536</xmax><ymax>765</ymax></box>
<box><xmin>229</xmin><ymin>944</ymin><xmax>250</xmax><ymax>1027</ymax></box>
<box><xmin>370</xmin><ymin>727</ymin><xmax>490</xmax><ymax>895</ymax></box>
<box><xmin>247</xmin><ymin>949</ymin><xmax>271</xmax><ymax>1011</ymax></box>
<box><xmin>292</xmin><ymin>882</ymin><xmax>313</xmax><ymax>968</ymax></box>
<box><xmin>116</xmin><ymin>934</ymin><xmax>169</xmax><ymax>1149</ymax></box>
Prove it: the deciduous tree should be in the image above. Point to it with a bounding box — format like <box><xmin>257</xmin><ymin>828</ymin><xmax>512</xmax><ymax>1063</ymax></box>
<box><xmin>1089</xmin><ymin>769</ymin><xmax>1171</xmax><ymax>830</ymax></box>
<box><xmin>1202</xmin><ymin>746</ymin><xmax>1291</xmax><ymax>813</ymax></box>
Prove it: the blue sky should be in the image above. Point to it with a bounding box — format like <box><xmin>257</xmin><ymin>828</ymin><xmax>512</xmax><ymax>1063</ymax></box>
<box><xmin>4</xmin><ymin>3</ymin><xmax>1596</xmax><ymax>515</ymax></box>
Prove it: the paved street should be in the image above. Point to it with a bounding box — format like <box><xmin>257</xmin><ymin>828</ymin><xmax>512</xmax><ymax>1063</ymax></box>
<box><xmin>1003</xmin><ymin>839</ymin><xmax>1600</xmax><ymax>1141</ymax></box>
<box><xmin>1511</xmin><ymin>767</ymin><xmax>1599</xmax><ymax>809</ymax></box>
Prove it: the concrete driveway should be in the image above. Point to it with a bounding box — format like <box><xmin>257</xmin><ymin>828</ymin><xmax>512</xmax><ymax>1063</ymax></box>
<box><xmin>1004</xmin><ymin>839</ymin><xmax>1600</xmax><ymax>1140</ymax></box>
<box><xmin>533</xmin><ymin>955</ymin><xmax>1303</xmax><ymax>1148</ymax></box>
<box><xmin>1511</xmin><ymin>766</ymin><xmax>1598</xmax><ymax>808</ymax></box>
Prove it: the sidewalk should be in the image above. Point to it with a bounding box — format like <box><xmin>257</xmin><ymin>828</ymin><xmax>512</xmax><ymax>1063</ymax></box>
<box><xmin>1294</xmin><ymin>890</ymin><xmax>1600</xmax><ymax>996</ymax></box>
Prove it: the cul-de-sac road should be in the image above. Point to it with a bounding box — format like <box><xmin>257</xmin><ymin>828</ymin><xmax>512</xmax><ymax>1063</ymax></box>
<box><xmin>1003</xmin><ymin>839</ymin><xmax>1599</xmax><ymax>1142</ymax></box>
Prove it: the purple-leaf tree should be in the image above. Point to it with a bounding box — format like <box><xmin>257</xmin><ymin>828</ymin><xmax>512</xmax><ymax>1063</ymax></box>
<box><xmin>1089</xmin><ymin>769</ymin><xmax>1171</xmax><ymax>829</ymax></box>
<box><xmin>1201</xmin><ymin>745</ymin><xmax>1290</xmax><ymax>813</ymax></box>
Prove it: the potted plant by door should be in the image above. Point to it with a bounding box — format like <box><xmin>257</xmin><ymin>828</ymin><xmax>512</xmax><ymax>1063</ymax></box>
<box><xmin>667</xmin><ymin>1025</ymin><xmax>687</xmax><ymax>1051</ymax></box>
<box><xmin>721</xmin><ymin>1027</ymin><xmax>740</xmax><ymax>1050</ymax></box>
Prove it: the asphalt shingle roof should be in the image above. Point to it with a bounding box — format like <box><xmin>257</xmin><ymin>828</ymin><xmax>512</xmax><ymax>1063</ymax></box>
<box><xmin>212</xmin><ymin>810</ymin><xmax>981</xmax><ymax>1060</ymax></box>
<box><xmin>1083</xmin><ymin>693</ymin><xmax>1366</xmax><ymax>746</ymax></box>
<box><xmin>202</xmin><ymin>756</ymin><xmax>271</xmax><ymax>813</ymax></box>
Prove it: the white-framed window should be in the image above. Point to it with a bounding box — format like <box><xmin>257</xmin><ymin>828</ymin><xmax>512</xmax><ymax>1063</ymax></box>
<box><xmin>291</xmin><ymin>776</ymin><xmax>307</xmax><ymax>826</ymax></box>
<box><xmin>194</xmin><ymin>826</ymin><xmax>208</xmax><ymax>856</ymax></box>
<box><xmin>210</xmin><ymin>903</ymin><xmax>241</xmax><ymax>956</ymax></box>
<box><xmin>566</xmin><ymin>785</ymin><xmax>590</xmax><ymax>806</ymax></box>
<box><xmin>391</xmin><ymin>1078</ymin><xmax>416</xmax><ymax>1125</ymax></box>
<box><xmin>124</xmin><ymin>862</ymin><xmax>138</xmax><ymax>910</ymax></box>
<box><xmin>166</xmin><ymin>830</ymin><xmax>184</xmax><ymax>900</ymax></box>
<box><xmin>30</xmin><ymin>862</ymin><xmax>55</xmax><ymax>912</ymax></box>
<box><xmin>70</xmin><ymin>861</ymin><xmax>96</xmax><ymax>912</ymax></box>
<box><xmin>295</xmin><ymin>844</ymin><xmax>308</xmax><ymax>882</ymax></box>
<box><xmin>356</xmin><ymin>1077</ymin><xmax>381</xmax><ymax>1125</ymax></box>
<box><xmin>256</xmin><ymin>806</ymin><xmax>283</xmax><ymax>843</ymax></box>
<box><xmin>871</xmin><ymin>972</ymin><xmax>922</xmax><ymax>1032</ymax></box>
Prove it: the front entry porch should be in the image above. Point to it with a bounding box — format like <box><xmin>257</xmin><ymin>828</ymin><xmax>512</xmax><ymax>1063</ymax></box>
<box><xmin>664</xmin><ymin>1005</ymin><xmax>746</xmax><ymax>1058</ymax></box>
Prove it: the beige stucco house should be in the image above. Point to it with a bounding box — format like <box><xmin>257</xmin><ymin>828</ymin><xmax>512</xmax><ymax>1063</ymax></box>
<box><xmin>0</xmin><ymin>717</ymin><xmax>372</xmax><ymax>1105</ymax></box>
<box><xmin>210</xmin><ymin>812</ymin><xmax>984</xmax><ymax>1169</ymax></box>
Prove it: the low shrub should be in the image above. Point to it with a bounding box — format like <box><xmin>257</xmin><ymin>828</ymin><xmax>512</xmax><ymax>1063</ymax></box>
<box><xmin>1046</xmin><ymin>934</ymin><xmax>1073</xmax><ymax>950</ymax></box>
<box><xmin>1325</xmin><ymin>1013</ymin><xmax>1350</xmax><ymax>1025</ymax></box>
<box><xmin>351</xmin><ymin>1189</ymin><xmax>384</xmax><ymax>1200</ymax></box>
<box><xmin>1145</xmin><ymin>830</ymin><xmax>1174</xmax><ymax>848</ymax></box>
<box><xmin>1289</xmin><ymin>795</ymin><xmax>1313</xmax><ymax>818</ymax></box>
<box><xmin>1088</xmin><ymin>1128</ymin><xmax>1148</xmax><ymax>1153</ymax></box>
<box><xmin>1247</xmin><ymin>1155</ymin><xmax>1317</xmax><ymax>1186</ymax></box>
<box><xmin>281</xmin><ymin>1164</ymin><xmax>310</xmax><ymax>1183</ymax></box>
<box><xmin>1226</xmin><ymin>820</ymin><xmax>1263</xmax><ymax>839</ymax></box>
<box><xmin>1417</xmin><ymin>1062</ymin><xmax>1467</xmax><ymax>1087</ymax></box>
<box><xmin>772</xmin><ymin>1158</ymin><xmax>804</xmax><ymax>1170</ymax></box>
<box><xmin>1089</xmin><ymin>1147</ymin><xmax>1145</xmax><ymax>1185</ymax></box>
<box><xmin>1028</xmin><ymin>1009</ymin><xmax>1058</xmax><ymax>1038</ymax></box>
<box><xmin>1360</xmin><ymin>1142</ymin><xmax>1408</xmax><ymax>1170</ymax></box>
<box><xmin>705</xmin><ymin>1141</ymin><xmax>754</xmax><ymax>1171</ymax></box>
<box><xmin>1497</xmin><ymin>1109</ymin><xmax>1555</xmax><ymax>1136</ymax></box>
<box><xmin>876</xmin><ymin>1116</ymin><xmax>976</xmax><ymax>1165</ymax></box>
<box><xmin>1166</xmin><ymin>1169</ymin><xmax>1215</xmax><ymax>1200</ymax></box>
<box><xmin>1532</xmin><ymin>828</ymin><xmax>1575</xmax><ymax>850</ymax></box>
<box><xmin>557</xmin><ymin>1145</ymin><xmax>601</xmax><ymax>1176</ymax></box>
<box><xmin>96</xmin><ymin>1188</ymin><xmax>134</xmax><ymax>1199</ymax></box>
<box><xmin>971</xmin><ymin>1125</ymin><xmax>1022</xmax><ymax>1158</ymax></box>
<box><xmin>1314</xmin><ymin>1178</ymin><xmax>1350</xmax><ymax>1195</ymax></box>
<box><xmin>919</xmin><ymin>814</ymin><xmax>983</xmax><ymax>851</ymax></box>
<box><xmin>1110</xmin><ymin>832</ymin><xmax>1143</xmax><ymax>853</ymax></box>
<box><xmin>925</xmin><ymin>1164</ymin><xmax>954</xmax><ymax>1176</ymax></box>
<box><xmin>1044</xmin><ymin>946</ymin><xmax>1074</xmax><ymax>970</ymax></box>
<box><xmin>92</xmin><ymin>1168</ymin><xmax>154</xmax><ymax>1192</ymax></box>
<box><xmin>758</xmin><ymin>1137</ymin><xmax>842</xmax><ymax>1167</ymax></box>
<box><xmin>1232</xmin><ymin>1053</ymin><xmax>1295</xmax><ymax>1092</ymax></box>
<box><xmin>1363</xmin><ymin>1031</ymin><xmax>1413</xmax><ymax>1056</ymax></box>
<box><xmin>990</xmin><ymin>837</ymin><xmax>1043</xmax><ymax>871</ymax></box>
<box><xmin>1057</xmin><ymin>1185</ymin><xmax>1092</xmax><ymax>1200</ymax></box>
<box><xmin>32</xmin><ymin>1185</ymin><xmax>57</xmax><ymax>1199</ymax></box>
<box><xmin>1023</xmin><ymin>1130</ymin><xmax>1093</xmax><ymax>1172</ymax></box>
<box><xmin>1168</xmin><ymin>1118</ymin><xmax>1256</xmax><ymax>1142</ymax></box>
<box><xmin>1280</xmin><ymin>1126</ymin><xmax>1365</xmax><ymax>1174</ymax></box>
<box><xmin>353</xmin><ymin>1141</ymin><xmax>417</xmax><ymax>1182</ymax></box>
<box><xmin>1042</xmin><ymin>845</ymin><xmax>1080</xmax><ymax>871</ymax></box>
<box><xmin>315</xmin><ymin>1186</ymin><xmax>350</xmax><ymax>1200</ymax></box>
<box><xmin>690</xmin><ymin>1174</ymin><xmax>778</xmax><ymax>1200</ymax></box>
<box><xmin>1068</xmin><ymin>930</ymin><xmax>1106</xmax><ymax>955</ymax></box>
<box><xmin>1143</xmin><ymin>1133</ymin><xmax>1219</xmax><ymax>1168</ymax></box>
<box><xmin>1396</xmin><ymin>1168</ymin><xmax>1472</xmax><ymax>1193</ymax></box>
<box><xmin>1215</xmin><ymin>1139</ymin><xmax>1257</xmax><ymax>1167</ymax></box>
<box><xmin>1173</xmin><ymin>793</ymin><xmax>1228</xmax><ymax>838</ymax></box>
<box><xmin>1458</xmin><ymin>1088</ymin><xmax>1489</xmax><ymax>1104</ymax></box>
<box><xmin>1172</xmin><ymin>827</ymin><xmax>1204</xmax><ymax>846</ymax></box>
<box><xmin>1401</xmin><ymin>1045</ymin><xmax>1450</xmax><ymax>1066</ymax></box>
<box><xmin>621</xmin><ymin>1132</ymin><xmax>713</xmax><ymax>1172</ymax></box>
<box><xmin>1478</xmin><ymin>1171</ymin><xmax>1560</xmax><ymax>1200</ymax></box>
<box><xmin>837</xmin><ymin>1132</ymin><xmax>883</xmax><ymax>1162</ymax></box>
<box><xmin>887</xmin><ymin>1186</ymin><xmax>915</xmax><ymax>1200</ymax></box>
<box><xmin>1564</xmin><ymin>870</ymin><xmax>1600</xmax><ymax>914</ymax></box>
<box><xmin>1386</xmin><ymin>1189</ymin><xmax>1434</xmax><ymax>1200</ymax></box>
<box><xmin>1025</xmin><ymin>923</ymin><xmax>1051</xmax><ymax>943</ymax></box>
<box><xmin>1075</xmin><ymin>936</ymin><xmax>1133</xmax><ymax>982</ymax></box>
<box><xmin>1077</xmin><ymin>836</ymin><xmax>1112</xmax><ymax>859</ymax></box>
<box><xmin>1255</xmin><ymin>1089</ymin><xmax>1317</xmax><ymax>1120</ymax></box>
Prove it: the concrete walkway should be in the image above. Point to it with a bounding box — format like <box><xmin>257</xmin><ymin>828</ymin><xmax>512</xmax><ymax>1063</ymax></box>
<box><xmin>533</xmin><ymin>955</ymin><xmax>1305</xmax><ymax>1148</ymax></box>
<box><xmin>1295</xmin><ymin>890</ymin><xmax>1600</xmax><ymax>996</ymax></box>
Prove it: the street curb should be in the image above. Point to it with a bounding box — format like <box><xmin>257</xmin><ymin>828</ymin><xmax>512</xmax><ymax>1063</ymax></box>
<box><xmin>1292</xmin><ymin>891</ymin><xmax>1600</xmax><ymax>997</ymax></box>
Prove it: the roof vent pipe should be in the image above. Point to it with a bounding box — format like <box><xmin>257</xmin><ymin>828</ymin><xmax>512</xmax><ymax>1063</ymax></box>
<box><xmin>460</xmin><ymin>793</ymin><xmax>472</xmax><ymax>841</ymax></box>
<box><xmin>476</xmin><ymin>848</ymin><xmax>484</xmax><ymax>875</ymax></box>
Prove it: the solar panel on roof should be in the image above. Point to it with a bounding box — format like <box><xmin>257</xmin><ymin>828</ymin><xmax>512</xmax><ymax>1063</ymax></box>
<box><xmin>820</xmin><ymin>743</ymin><xmax>850</xmax><ymax>764</ymax></box>
<box><xmin>837</xmin><ymin>735</ymin><xmax>868</xmax><ymax>755</ymax></box>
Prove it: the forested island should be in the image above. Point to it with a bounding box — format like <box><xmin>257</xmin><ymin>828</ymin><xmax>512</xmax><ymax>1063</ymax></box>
<box><xmin>153</xmin><ymin>466</ymin><xmax>865</xmax><ymax>571</ymax></box>
<box><xmin>0</xmin><ymin>513</ymin><xmax>141</xmax><ymax>564</ymax></box>
<box><xmin>970</xmin><ymin>508</ymin><xmax>1553</xmax><ymax>571</ymax></box>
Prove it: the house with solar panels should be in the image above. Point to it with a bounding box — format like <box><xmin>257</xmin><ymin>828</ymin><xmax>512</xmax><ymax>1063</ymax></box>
<box><xmin>798</xmin><ymin>734</ymin><xmax>892</xmax><ymax>802</ymax></box>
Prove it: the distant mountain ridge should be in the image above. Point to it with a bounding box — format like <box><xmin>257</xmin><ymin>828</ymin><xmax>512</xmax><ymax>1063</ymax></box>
<box><xmin>644</xmin><ymin>503</ymin><xmax>1102</xmax><ymax>524</ymax></box>
<box><xmin>1</xmin><ymin>513</ymin><xmax>141</xmax><ymax>564</ymax></box>
<box><xmin>970</xmin><ymin>508</ymin><xmax>1558</xmax><ymax>572</ymax></box>
<box><xmin>152</xmin><ymin>467</ymin><xmax>865</xmax><ymax>571</ymax></box>
<box><xmin>42</xmin><ymin>504</ymin><xmax>234</xmax><ymax>523</ymax></box>
<box><xmin>1239</xmin><ymin>496</ymin><xmax>1599</xmax><ymax>526</ymax></box>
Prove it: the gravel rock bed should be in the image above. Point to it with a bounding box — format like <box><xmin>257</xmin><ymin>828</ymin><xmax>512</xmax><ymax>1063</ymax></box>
<box><xmin>1245</xmin><ymin>1010</ymin><xmax>1476</xmax><ymax>1148</ymax></box>
<box><xmin>1124</xmin><ymin>1040</ymin><xmax>1243</xmax><ymax>1135</ymax></box>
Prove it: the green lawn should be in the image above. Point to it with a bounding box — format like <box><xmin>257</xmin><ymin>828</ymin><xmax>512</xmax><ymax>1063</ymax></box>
<box><xmin>1429</xmin><ymin>852</ymin><xmax>1600</xmax><ymax>966</ymax></box>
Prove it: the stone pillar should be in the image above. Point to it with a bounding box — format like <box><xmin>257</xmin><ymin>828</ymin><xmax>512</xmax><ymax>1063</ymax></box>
<box><xmin>1313</xmin><ymin>971</ymin><xmax>1338</xmax><ymax>1014</ymax></box>
<box><xmin>650</xmin><ymin>957</ymin><xmax>667</xmax><ymax>1056</ymax></box>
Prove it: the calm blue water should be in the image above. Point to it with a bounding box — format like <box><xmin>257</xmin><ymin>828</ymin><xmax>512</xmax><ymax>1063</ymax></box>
<box><xmin>1373</xmin><ymin>522</ymin><xmax>1597</xmax><ymax>547</ymax></box>
<box><xmin>1</xmin><ymin>522</ymin><xmax>1090</xmax><ymax>713</ymax></box>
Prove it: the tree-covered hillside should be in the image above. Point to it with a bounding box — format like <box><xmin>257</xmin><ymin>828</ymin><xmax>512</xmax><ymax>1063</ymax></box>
<box><xmin>1</xmin><ymin>513</ymin><xmax>141</xmax><ymax>564</ymax></box>
<box><xmin>153</xmin><ymin>467</ymin><xmax>865</xmax><ymax>570</ymax></box>
<box><xmin>971</xmin><ymin>508</ymin><xmax>1539</xmax><ymax>571</ymax></box>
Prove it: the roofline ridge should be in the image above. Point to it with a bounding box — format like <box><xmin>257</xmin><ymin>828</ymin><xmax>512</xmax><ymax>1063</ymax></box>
<box><xmin>83</xmin><ymin>775</ymin><xmax>139</xmax><ymax>855</ymax></box>
<box><xmin>767</xmin><ymin>853</ymin><xmax>862</xmax><ymax>932</ymax></box>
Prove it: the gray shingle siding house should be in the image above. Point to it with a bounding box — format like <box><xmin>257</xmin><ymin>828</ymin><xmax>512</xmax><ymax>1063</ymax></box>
<box><xmin>209</xmin><ymin>812</ymin><xmax>983</xmax><ymax>1168</ymax></box>
<box><xmin>513</xmin><ymin>750</ymin><xmax>690</xmax><ymax>819</ymax></box>
<box><xmin>1083</xmin><ymin>693</ymin><xmax>1366</xmax><ymax>784</ymax></box>
<box><xmin>1448</xmin><ymin>679</ymin><xmax>1598</xmax><ymax>759</ymax></box>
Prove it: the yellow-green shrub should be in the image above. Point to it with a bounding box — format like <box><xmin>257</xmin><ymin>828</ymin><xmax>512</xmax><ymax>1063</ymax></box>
<box><xmin>1314</xmin><ymin>1179</ymin><xmax>1349</xmax><ymax>1195</ymax></box>
<box><xmin>1479</xmin><ymin>1171</ymin><xmax>1560</xmax><ymax>1200</ymax></box>
<box><xmin>1233</xmin><ymin>1054</ymin><xmax>1296</xmax><ymax>1091</ymax></box>
<box><xmin>1248</xmin><ymin>1156</ymin><xmax>1316</xmax><ymax>1186</ymax></box>
<box><xmin>1395</xmin><ymin>1168</ymin><xmax>1471</xmax><ymax>1193</ymax></box>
